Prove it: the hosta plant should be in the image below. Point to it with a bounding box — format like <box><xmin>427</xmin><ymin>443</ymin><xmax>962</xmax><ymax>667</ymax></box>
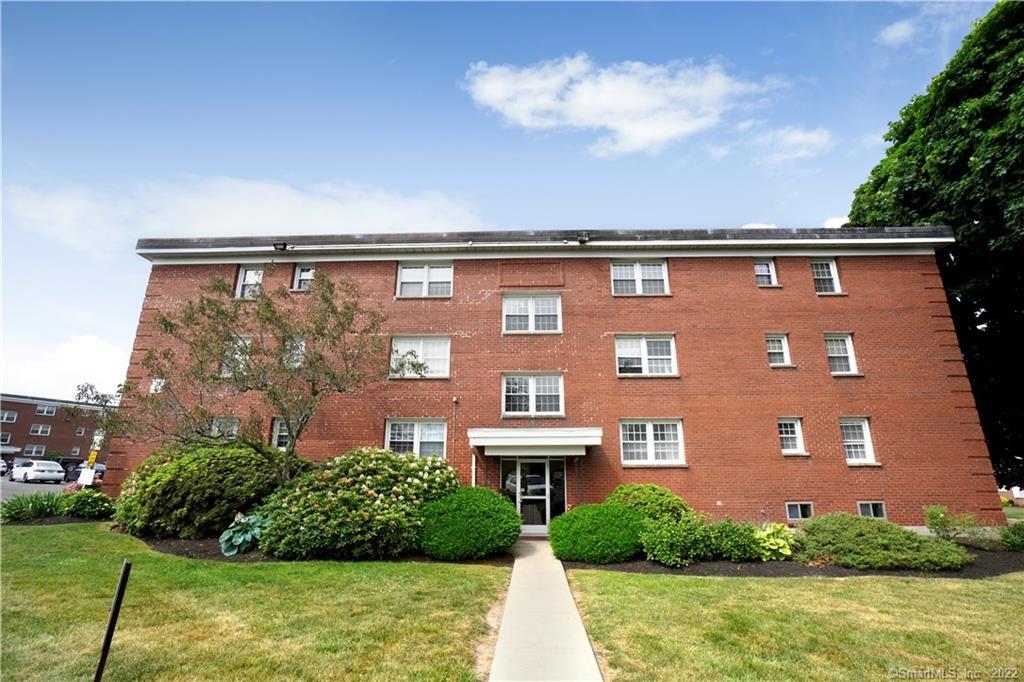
<box><xmin>219</xmin><ymin>513</ymin><xmax>269</xmax><ymax>556</ymax></box>
<box><xmin>753</xmin><ymin>522</ymin><xmax>797</xmax><ymax>561</ymax></box>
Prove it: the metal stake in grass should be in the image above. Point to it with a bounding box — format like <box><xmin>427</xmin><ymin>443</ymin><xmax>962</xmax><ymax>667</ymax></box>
<box><xmin>94</xmin><ymin>559</ymin><xmax>132</xmax><ymax>682</ymax></box>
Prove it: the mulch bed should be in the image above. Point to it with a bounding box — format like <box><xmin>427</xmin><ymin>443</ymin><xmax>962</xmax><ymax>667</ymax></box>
<box><xmin>562</xmin><ymin>547</ymin><xmax>1024</xmax><ymax>580</ymax></box>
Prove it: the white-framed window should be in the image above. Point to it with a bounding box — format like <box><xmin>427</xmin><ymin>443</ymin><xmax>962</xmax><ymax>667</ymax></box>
<box><xmin>610</xmin><ymin>261</ymin><xmax>669</xmax><ymax>296</ymax></box>
<box><xmin>385</xmin><ymin>420</ymin><xmax>447</xmax><ymax>458</ymax></box>
<box><xmin>71</xmin><ymin>447</ymin><xmax>81</xmax><ymax>457</ymax></box>
<box><xmin>810</xmin><ymin>259</ymin><xmax>841</xmax><ymax>293</ymax></box>
<box><xmin>149</xmin><ymin>378</ymin><xmax>166</xmax><ymax>394</ymax></box>
<box><xmin>0</xmin><ymin>433</ymin><xmax>10</xmax><ymax>445</ymax></box>
<box><xmin>615</xmin><ymin>336</ymin><xmax>678</xmax><ymax>376</ymax></box>
<box><xmin>777</xmin><ymin>418</ymin><xmax>805</xmax><ymax>454</ymax></box>
<box><xmin>29</xmin><ymin>424</ymin><xmax>52</xmax><ymax>436</ymax></box>
<box><xmin>271</xmin><ymin>418</ymin><xmax>291</xmax><ymax>451</ymax></box>
<box><xmin>284</xmin><ymin>337</ymin><xmax>306</xmax><ymax>369</ymax></box>
<box><xmin>503</xmin><ymin>295</ymin><xmax>562</xmax><ymax>333</ymax></box>
<box><xmin>75</xmin><ymin>427</ymin><xmax>86</xmax><ymax>436</ymax></box>
<box><xmin>502</xmin><ymin>374</ymin><xmax>564</xmax><ymax>417</ymax></box>
<box><xmin>786</xmin><ymin>501</ymin><xmax>813</xmax><ymax>521</ymax></box>
<box><xmin>235</xmin><ymin>265</ymin><xmax>264</xmax><ymax>299</ymax></box>
<box><xmin>857</xmin><ymin>501</ymin><xmax>886</xmax><ymax>519</ymax></box>
<box><xmin>220</xmin><ymin>336</ymin><xmax>252</xmax><ymax>378</ymax></box>
<box><xmin>391</xmin><ymin>336</ymin><xmax>451</xmax><ymax>378</ymax></box>
<box><xmin>396</xmin><ymin>263</ymin><xmax>453</xmax><ymax>298</ymax></box>
<box><xmin>211</xmin><ymin>417</ymin><xmax>240</xmax><ymax>438</ymax></box>
<box><xmin>293</xmin><ymin>265</ymin><xmax>316</xmax><ymax>290</ymax></box>
<box><xmin>619</xmin><ymin>420</ymin><xmax>685</xmax><ymax>465</ymax></box>
<box><xmin>24</xmin><ymin>444</ymin><xmax>46</xmax><ymax>457</ymax></box>
<box><xmin>840</xmin><ymin>418</ymin><xmax>876</xmax><ymax>464</ymax></box>
<box><xmin>36</xmin><ymin>404</ymin><xmax>56</xmax><ymax>416</ymax></box>
<box><xmin>1</xmin><ymin>410</ymin><xmax>16</xmax><ymax>423</ymax></box>
<box><xmin>754</xmin><ymin>259</ymin><xmax>778</xmax><ymax>286</ymax></box>
<box><xmin>825</xmin><ymin>334</ymin><xmax>858</xmax><ymax>374</ymax></box>
<box><xmin>765</xmin><ymin>334</ymin><xmax>792</xmax><ymax>366</ymax></box>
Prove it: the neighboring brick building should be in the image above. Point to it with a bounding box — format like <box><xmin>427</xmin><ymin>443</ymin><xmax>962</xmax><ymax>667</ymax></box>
<box><xmin>105</xmin><ymin>227</ymin><xmax>1005</xmax><ymax>530</ymax></box>
<box><xmin>1</xmin><ymin>394</ymin><xmax>102</xmax><ymax>467</ymax></box>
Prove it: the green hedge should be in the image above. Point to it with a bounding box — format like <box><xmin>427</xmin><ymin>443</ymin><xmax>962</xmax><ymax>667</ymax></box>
<box><xmin>549</xmin><ymin>503</ymin><xmax>644</xmax><ymax>564</ymax></box>
<box><xmin>419</xmin><ymin>487</ymin><xmax>520</xmax><ymax>560</ymax></box>
<box><xmin>605</xmin><ymin>483</ymin><xmax>690</xmax><ymax>521</ymax></box>
<box><xmin>59</xmin><ymin>489</ymin><xmax>114</xmax><ymax>520</ymax></box>
<box><xmin>1002</xmin><ymin>523</ymin><xmax>1024</xmax><ymax>551</ymax></box>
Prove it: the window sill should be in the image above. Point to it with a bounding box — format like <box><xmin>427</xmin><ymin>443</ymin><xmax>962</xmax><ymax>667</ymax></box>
<box><xmin>769</xmin><ymin>364</ymin><xmax>797</xmax><ymax>370</ymax></box>
<box><xmin>388</xmin><ymin>376</ymin><xmax>451</xmax><ymax>381</ymax></box>
<box><xmin>757</xmin><ymin>284</ymin><xmax>783</xmax><ymax>289</ymax></box>
<box><xmin>288</xmin><ymin>288</ymin><xmax>310</xmax><ymax>294</ymax></box>
<box><xmin>847</xmin><ymin>462</ymin><xmax>882</xmax><ymax>467</ymax></box>
<box><xmin>622</xmin><ymin>462</ymin><xmax>688</xmax><ymax>468</ymax></box>
<box><xmin>501</xmin><ymin>414</ymin><xmax>566</xmax><ymax>419</ymax></box>
<box><xmin>612</xmin><ymin>293</ymin><xmax>673</xmax><ymax>298</ymax></box>
<box><xmin>816</xmin><ymin>292</ymin><xmax>848</xmax><ymax>297</ymax></box>
<box><xmin>394</xmin><ymin>297</ymin><xmax>453</xmax><ymax>301</ymax></box>
<box><xmin>831</xmin><ymin>372</ymin><xmax>865</xmax><ymax>378</ymax></box>
<box><xmin>782</xmin><ymin>452</ymin><xmax>811</xmax><ymax>457</ymax></box>
<box><xmin>616</xmin><ymin>373</ymin><xmax>681</xmax><ymax>379</ymax></box>
<box><xmin>502</xmin><ymin>331</ymin><xmax>564</xmax><ymax>336</ymax></box>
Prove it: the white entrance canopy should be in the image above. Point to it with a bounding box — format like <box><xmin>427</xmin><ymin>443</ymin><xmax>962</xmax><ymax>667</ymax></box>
<box><xmin>468</xmin><ymin>427</ymin><xmax>603</xmax><ymax>458</ymax></box>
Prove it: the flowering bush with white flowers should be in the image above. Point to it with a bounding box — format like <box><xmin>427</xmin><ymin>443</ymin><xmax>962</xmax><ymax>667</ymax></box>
<box><xmin>257</xmin><ymin>447</ymin><xmax>460</xmax><ymax>559</ymax></box>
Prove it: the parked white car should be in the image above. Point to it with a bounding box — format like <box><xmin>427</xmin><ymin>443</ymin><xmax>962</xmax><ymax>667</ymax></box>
<box><xmin>11</xmin><ymin>460</ymin><xmax>65</xmax><ymax>483</ymax></box>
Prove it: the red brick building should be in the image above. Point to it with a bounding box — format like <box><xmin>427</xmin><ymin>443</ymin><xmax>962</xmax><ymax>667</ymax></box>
<box><xmin>106</xmin><ymin>227</ymin><xmax>1005</xmax><ymax>530</ymax></box>
<box><xmin>1</xmin><ymin>394</ymin><xmax>102</xmax><ymax>467</ymax></box>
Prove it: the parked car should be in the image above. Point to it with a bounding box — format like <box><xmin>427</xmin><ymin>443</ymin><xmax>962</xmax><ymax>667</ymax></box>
<box><xmin>56</xmin><ymin>457</ymin><xmax>85</xmax><ymax>481</ymax></box>
<box><xmin>0</xmin><ymin>460</ymin><xmax>7</xmax><ymax>476</ymax></box>
<box><xmin>11</xmin><ymin>460</ymin><xmax>66</xmax><ymax>484</ymax></box>
<box><xmin>69</xmin><ymin>462</ymin><xmax>105</xmax><ymax>483</ymax></box>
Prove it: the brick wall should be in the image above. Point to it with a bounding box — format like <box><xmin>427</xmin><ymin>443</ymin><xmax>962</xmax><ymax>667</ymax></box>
<box><xmin>1</xmin><ymin>398</ymin><xmax>101</xmax><ymax>465</ymax></box>
<box><xmin>104</xmin><ymin>253</ymin><xmax>1005</xmax><ymax>525</ymax></box>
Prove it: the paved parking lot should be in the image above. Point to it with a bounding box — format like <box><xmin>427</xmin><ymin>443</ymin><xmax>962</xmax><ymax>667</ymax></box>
<box><xmin>1</xmin><ymin>478</ymin><xmax>65</xmax><ymax>500</ymax></box>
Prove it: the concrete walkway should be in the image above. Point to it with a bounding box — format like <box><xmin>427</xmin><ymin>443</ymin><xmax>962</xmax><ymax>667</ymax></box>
<box><xmin>489</xmin><ymin>539</ymin><xmax>603</xmax><ymax>681</ymax></box>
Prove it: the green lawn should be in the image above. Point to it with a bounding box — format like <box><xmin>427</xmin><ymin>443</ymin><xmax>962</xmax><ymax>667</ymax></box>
<box><xmin>1</xmin><ymin>523</ymin><xmax>509</xmax><ymax>681</ymax></box>
<box><xmin>569</xmin><ymin>569</ymin><xmax>1024</xmax><ymax>681</ymax></box>
<box><xmin>1005</xmin><ymin>505</ymin><xmax>1024</xmax><ymax>521</ymax></box>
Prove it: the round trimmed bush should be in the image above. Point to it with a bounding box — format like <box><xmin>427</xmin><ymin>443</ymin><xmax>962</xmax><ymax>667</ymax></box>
<box><xmin>258</xmin><ymin>448</ymin><xmax>460</xmax><ymax>560</ymax></box>
<box><xmin>549</xmin><ymin>503</ymin><xmax>644</xmax><ymax>564</ymax></box>
<box><xmin>605</xmin><ymin>483</ymin><xmax>690</xmax><ymax>521</ymax></box>
<box><xmin>640</xmin><ymin>511</ymin><xmax>716</xmax><ymax>567</ymax></box>
<box><xmin>115</xmin><ymin>443</ymin><xmax>283</xmax><ymax>539</ymax></box>
<box><xmin>711</xmin><ymin>519</ymin><xmax>763</xmax><ymax>562</ymax></box>
<box><xmin>59</xmin><ymin>489</ymin><xmax>115</xmax><ymax>520</ymax></box>
<box><xmin>419</xmin><ymin>487</ymin><xmax>520</xmax><ymax>560</ymax></box>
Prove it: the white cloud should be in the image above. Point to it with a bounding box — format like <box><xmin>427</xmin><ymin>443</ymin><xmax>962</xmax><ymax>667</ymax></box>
<box><xmin>4</xmin><ymin>177</ymin><xmax>484</xmax><ymax>258</ymax></box>
<box><xmin>740</xmin><ymin>222</ymin><xmax>778</xmax><ymax>230</ymax></box>
<box><xmin>823</xmin><ymin>216</ymin><xmax>849</xmax><ymax>229</ymax></box>
<box><xmin>465</xmin><ymin>52</ymin><xmax>780</xmax><ymax>157</ymax></box>
<box><xmin>876</xmin><ymin>4</ymin><xmax>987</xmax><ymax>56</ymax></box>
<box><xmin>754</xmin><ymin>126</ymin><xmax>835</xmax><ymax>164</ymax></box>
<box><xmin>877</xmin><ymin>19</ymin><xmax>917</xmax><ymax>47</ymax></box>
<box><xmin>1</xmin><ymin>334</ymin><xmax>130</xmax><ymax>400</ymax></box>
<box><xmin>705</xmin><ymin>144</ymin><xmax>730</xmax><ymax>160</ymax></box>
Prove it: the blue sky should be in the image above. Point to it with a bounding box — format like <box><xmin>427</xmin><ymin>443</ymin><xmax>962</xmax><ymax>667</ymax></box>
<box><xmin>1</xmin><ymin>1</ymin><xmax>993</xmax><ymax>399</ymax></box>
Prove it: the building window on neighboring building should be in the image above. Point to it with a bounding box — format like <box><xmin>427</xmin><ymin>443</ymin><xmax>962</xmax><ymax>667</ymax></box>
<box><xmin>271</xmin><ymin>418</ymin><xmax>291</xmax><ymax>451</ymax></box>
<box><xmin>235</xmin><ymin>265</ymin><xmax>264</xmax><ymax>299</ymax></box>
<box><xmin>220</xmin><ymin>336</ymin><xmax>252</xmax><ymax>378</ymax></box>
<box><xmin>502</xmin><ymin>374</ymin><xmax>564</xmax><ymax>417</ymax></box>
<box><xmin>293</xmin><ymin>265</ymin><xmax>316</xmax><ymax>290</ymax></box>
<box><xmin>71</xmin><ymin>447</ymin><xmax>81</xmax><ymax>457</ymax></box>
<box><xmin>825</xmin><ymin>333</ymin><xmax>858</xmax><ymax>374</ymax></box>
<box><xmin>29</xmin><ymin>424</ymin><xmax>52</xmax><ymax>436</ymax></box>
<box><xmin>619</xmin><ymin>420</ymin><xmax>685</xmax><ymax>465</ymax></box>
<box><xmin>36</xmin><ymin>404</ymin><xmax>57</xmax><ymax>416</ymax></box>
<box><xmin>385</xmin><ymin>420</ymin><xmax>447</xmax><ymax>458</ymax></box>
<box><xmin>0</xmin><ymin>433</ymin><xmax>10</xmax><ymax>445</ymax></box>
<box><xmin>396</xmin><ymin>263</ymin><xmax>453</xmax><ymax>298</ymax></box>
<box><xmin>754</xmin><ymin>259</ymin><xmax>778</xmax><ymax>286</ymax></box>
<box><xmin>777</xmin><ymin>418</ymin><xmax>806</xmax><ymax>455</ymax></box>
<box><xmin>765</xmin><ymin>334</ymin><xmax>792</xmax><ymax>367</ymax></box>
<box><xmin>391</xmin><ymin>336</ymin><xmax>451</xmax><ymax>378</ymax></box>
<box><xmin>503</xmin><ymin>295</ymin><xmax>562</xmax><ymax>333</ymax></box>
<box><xmin>810</xmin><ymin>258</ymin><xmax>841</xmax><ymax>293</ymax></box>
<box><xmin>150</xmin><ymin>378</ymin><xmax>166</xmax><ymax>394</ymax></box>
<box><xmin>857</xmin><ymin>501</ymin><xmax>886</xmax><ymax>519</ymax></box>
<box><xmin>211</xmin><ymin>417</ymin><xmax>240</xmax><ymax>439</ymax></box>
<box><xmin>615</xmin><ymin>336</ymin><xmax>678</xmax><ymax>376</ymax></box>
<box><xmin>75</xmin><ymin>427</ymin><xmax>86</xmax><ymax>436</ymax></box>
<box><xmin>840</xmin><ymin>418</ymin><xmax>876</xmax><ymax>464</ymax></box>
<box><xmin>0</xmin><ymin>410</ymin><xmax>16</xmax><ymax>423</ymax></box>
<box><xmin>786</xmin><ymin>501</ymin><xmax>813</xmax><ymax>522</ymax></box>
<box><xmin>611</xmin><ymin>261</ymin><xmax>669</xmax><ymax>295</ymax></box>
<box><xmin>24</xmin><ymin>444</ymin><xmax>46</xmax><ymax>457</ymax></box>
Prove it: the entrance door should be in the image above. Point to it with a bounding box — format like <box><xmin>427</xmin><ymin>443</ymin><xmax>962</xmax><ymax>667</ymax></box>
<box><xmin>499</xmin><ymin>458</ymin><xmax>566</xmax><ymax>535</ymax></box>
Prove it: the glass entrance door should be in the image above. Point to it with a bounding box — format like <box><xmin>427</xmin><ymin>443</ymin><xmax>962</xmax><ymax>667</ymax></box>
<box><xmin>499</xmin><ymin>458</ymin><xmax>566</xmax><ymax>535</ymax></box>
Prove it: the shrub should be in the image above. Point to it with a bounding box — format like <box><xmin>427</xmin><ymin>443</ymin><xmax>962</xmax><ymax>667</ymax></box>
<box><xmin>711</xmin><ymin>519</ymin><xmax>763</xmax><ymax>562</ymax></box>
<box><xmin>605</xmin><ymin>483</ymin><xmax>690</xmax><ymax>521</ymax></box>
<box><xmin>753</xmin><ymin>522</ymin><xmax>797</xmax><ymax>561</ymax></box>
<box><xmin>419</xmin><ymin>487</ymin><xmax>520</xmax><ymax>560</ymax></box>
<box><xmin>798</xmin><ymin>513</ymin><xmax>973</xmax><ymax>571</ymax></box>
<box><xmin>115</xmin><ymin>443</ymin><xmax>283</xmax><ymax>539</ymax></box>
<box><xmin>1001</xmin><ymin>497</ymin><xmax>1013</xmax><ymax>507</ymax></box>
<box><xmin>0</xmin><ymin>492</ymin><xmax>64</xmax><ymax>523</ymax></box>
<box><xmin>258</xmin><ymin>448</ymin><xmax>460</xmax><ymax>560</ymax></box>
<box><xmin>924</xmin><ymin>505</ymin><xmax>978</xmax><ymax>540</ymax></box>
<box><xmin>1002</xmin><ymin>523</ymin><xmax>1024</xmax><ymax>552</ymax></box>
<box><xmin>219</xmin><ymin>513</ymin><xmax>269</xmax><ymax>556</ymax></box>
<box><xmin>640</xmin><ymin>511</ymin><xmax>716</xmax><ymax>567</ymax></box>
<box><xmin>549</xmin><ymin>503</ymin><xmax>644</xmax><ymax>564</ymax></box>
<box><xmin>59</xmin><ymin>489</ymin><xmax>114</xmax><ymax>520</ymax></box>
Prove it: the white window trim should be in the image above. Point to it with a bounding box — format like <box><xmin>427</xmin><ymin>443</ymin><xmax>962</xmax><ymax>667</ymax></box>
<box><xmin>24</xmin><ymin>445</ymin><xmax>47</xmax><ymax>457</ymax></box>
<box><xmin>765</xmin><ymin>333</ymin><xmax>793</xmax><ymax>367</ymax></box>
<box><xmin>615</xmin><ymin>335</ymin><xmax>679</xmax><ymax>377</ymax></box>
<box><xmin>292</xmin><ymin>265</ymin><xmax>316</xmax><ymax>290</ymax></box>
<box><xmin>220</xmin><ymin>336</ymin><xmax>252</xmax><ymax>378</ymax></box>
<box><xmin>0</xmin><ymin>433</ymin><xmax>10</xmax><ymax>445</ymax></box>
<box><xmin>502</xmin><ymin>294</ymin><xmax>563</xmax><ymax>334</ymax></box>
<box><xmin>777</xmin><ymin>418</ymin><xmax>807</xmax><ymax>455</ymax></box>
<box><xmin>29</xmin><ymin>424</ymin><xmax>52</xmax><ymax>436</ymax></box>
<box><xmin>840</xmin><ymin>417</ymin><xmax>877</xmax><ymax>465</ymax></box>
<box><xmin>75</xmin><ymin>427</ymin><xmax>87</xmax><ymax>436</ymax></box>
<box><xmin>501</xmin><ymin>373</ymin><xmax>565</xmax><ymax>418</ymax></box>
<box><xmin>754</xmin><ymin>258</ymin><xmax>779</xmax><ymax>286</ymax></box>
<box><xmin>390</xmin><ymin>336</ymin><xmax>452</xmax><ymax>379</ymax></box>
<box><xmin>271</xmin><ymin>417</ymin><xmax>291</xmax><ymax>451</ymax></box>
<box><xmin>384</xmin><ymin>419</ymin><xmax>448</xmax><ymax>459</ymax></box>
<box><xmin>211</xmin><ymin>416</ymin><xmax>240</xmax><ymax>438</ymax></box>
<box><xmin>610</xmin><ymin>260</ymin><xmax>670</xmax><ymax>296</ymax></box>
<box><xmin>1</xmin><ymin>410</ymin><xmax>16</xmax><ymax>423</ymax></box>
<box><xmin>857</xmin><ymin>501</ymin><xmax>887</xmax><ymax>519</ymax></box>
<box><xmin>619</xmin><ymin>419</ymin><xmax>686</xmax><ymax>467</ymax></box>
<box><xmin>825</xmin><ymin>333</ymin><xmax>859</xmax><ymax>375</ymax></box>
<box><xmin>235</xmin><ymin>265</ymin><xmax>264</xmax><ymax>299</ymax></box>
<box><xmin>36</xmin><ymin>405</ymin><xmax>56</xmax><ymax>416</ymax></box>
<box><xmin>811</xmin><ymin>258</ymin><xmax>842</xmax><ymax>294</ymax></box>
<box><xmin>396</xmin><ymin>262</ymin><xmax>454</xmax><ymax>299</ymax></box>
<box><xmin>149</xmin><ymin>378</ymin><xmax>166</xmax><ymax>394</ymax></box>
<box><xmin>786</xmin><ymin>501</ymin><xmax>814</xmax><ymax>522</ymax></box>
<box><xmin>71</xmin><ymin>447</ymin><xmax>81</xmax><ymax>456</ymax></box>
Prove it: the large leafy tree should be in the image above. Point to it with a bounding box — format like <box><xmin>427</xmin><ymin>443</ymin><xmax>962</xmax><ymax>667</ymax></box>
<box><xmin>848</xmin><ymin>2</ymin><xmax>1023</xmax><ymax>485</ymax></box>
